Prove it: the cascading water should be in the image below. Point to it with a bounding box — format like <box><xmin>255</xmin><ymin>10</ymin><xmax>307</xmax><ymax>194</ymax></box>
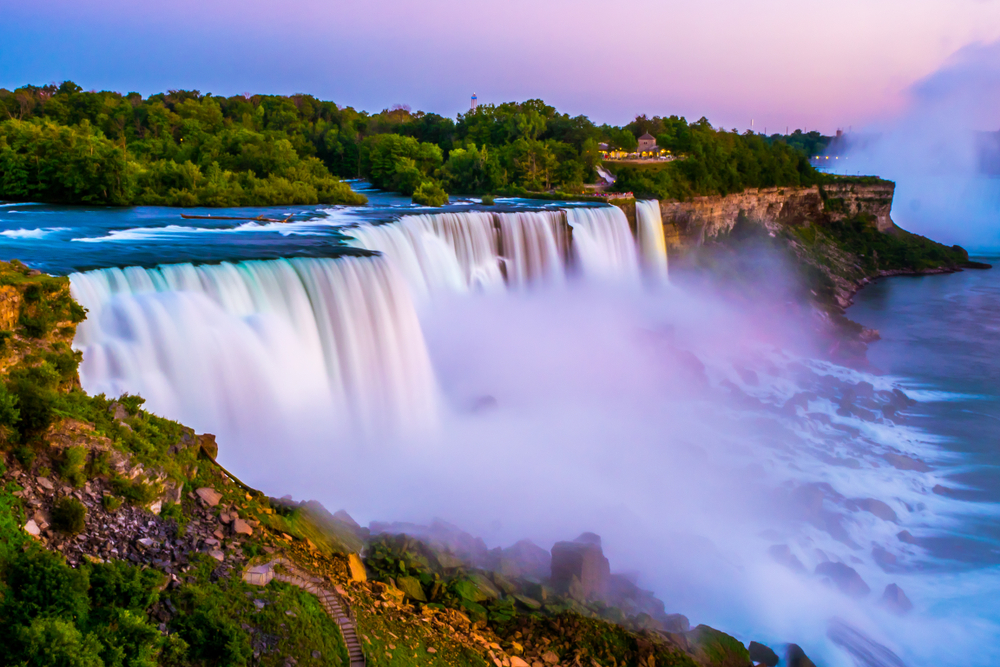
<box><xmin>346</xmin><ymin>209</ymin><xmax>572</xmax><ymax>295</ymax></box>
<box><xmin>69</xmin><ymin>256</ymin><xmax>437</xmax><ymax>439</ymax></box>
<box><xmin>635</xmin><ymin>200</ymin><xmax>670</xmax><ymax>282</ymax></box>
<box><xmin>565</xmin><ymin>206</ymin><xmax>641</xmax><ymax>282</ymax></box>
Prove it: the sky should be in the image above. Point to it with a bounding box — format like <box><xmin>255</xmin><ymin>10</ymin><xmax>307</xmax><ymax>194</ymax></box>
<box><xmin>2</xmin><ymin>0</ymin><xmax>1000</xmax><ymax>131</ymax></box>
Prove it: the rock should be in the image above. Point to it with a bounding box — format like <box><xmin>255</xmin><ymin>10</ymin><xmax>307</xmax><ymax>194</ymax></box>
<box><xmin>872</xmin><ymin>546</ymin><xmax>898</xmax><ymax>570</ymax></box>
<box><xmin>232</xmin><ymin>519</ymin><xmax>253</xmax><ymax>536</ymax></box>
<box><xmin>685</xmin><ymin>625</ymin><xmax>751</xmax><ymax>667</ymax></box>
<box><xmin>748</xmin><ymin>641</ymin><xmax>779</xmax><ymax>667</ymax></box>
<box><xmin>510</xmin><ymin>658</ymin><xmax>530</xmax><ymax>667</ymax></box>
<box><xmin>768</xmin><ymin>544</ymin><xmax>806</xmax><ymax>573</ymax></box>
<box><xmin>815</xmin><ymin>562</ymin><xmax>870</xmax><ymax>598</ymax></box>
<box><xmin>348</xmin><ymin>552</ymin><xmax>367</xmax><ymax>582</ymax></box>
<box><xmin>880</xmin><ymin>583</ymin><xmax>914</xmax><ymax>615</ymax></box>
<box><xmin>786</xmin><ymin>644</ymin><xmax>816</xmax><ymax>667</ymax></box>
<box><xmin>542</xmin><ymin>651</ymin><xmax>559</xmax><ymax>664</ymax></box>
<box><xmin>395</xmin><ymin>575</ymin><xmax>427</xmax><ymax>602</ymax></box>
<box><xmin>847</xmin><ymin>498</ymin><xmax>898</xmax><ymax>522</ymax></box>
<box><xmin>827</xmin><ymin>618</ymin><xmax>907</xmax><ymax>667</ymax></box>
<box><xmin>208</xmin><ymin>549</ymin><xmax>225</xmax><ymax>562</ymax></box>
<box><xmin>550</xmin><ymin>533</ymin><xmax>610</xmax><ymax>601</ymax></box>
<box><xmin>883</xmin><ymin>452</ymin><xmax>931</xmax><ymax>472</ymax></box>
<box><xmin>37</xmin><ymin>476</ymin><xmax>54</xmax><ymax>491</ymax></box>
<box><xmin>897</xmin><ymin>530</ymin><xmax>918</xmax><ymax>544</ymax></box>
<box><xmin>109</xmin><ymin>402</ymin><xmax>129</xmax><ymax>422</ymax></box>
<box><xmin>219</xmin><ymin>512</ymin><xmax>233</xmax><ymax>524</ymax></box>
<box><xmin>662</xmin><ymin>613</ymin><xmax>690</xmax><ymax>633</ymax></box>
<box><xmin>196</xmin><ymin>487</ymin><xmax>223</xmax><ymax>507</ymax></box>
<box><xmin>426</xmin><ymin>647</ymin><xmax>437</xmax><ymax>654</ymax></box>
<box><xmin>514</xmin><ymin>595</ymin><xmax>542</xmax><ymax>610</ymax></box>
<box><xmin>198</xmin><ymin>434</ymin><xmax>219</xmax><ymax>460</ymax></box>
<box><xmin>23</xmin><ymin>520</ymin><xmax>41</xmax><ymax>537</ymax></box>
<box><xmin>136</xmin><ymin>537</ymin><xmax>157</xmax><ymax>550</ymax></box>
<box><xmin>500</xmin><ymin>539</ymin><xmax>551</xmax><ymax>581</ymax></box>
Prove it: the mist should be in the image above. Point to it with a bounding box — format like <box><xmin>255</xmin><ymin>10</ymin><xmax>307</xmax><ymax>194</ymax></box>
<box><xmin>67</xmin><ymin>209</ymin><xmax>1000</xmax><ymax>666</ymax></box>
<box><xmin>832</xmin><ymin>40</ymin><xmax>1000</xmax><ymax>252</ymax></box>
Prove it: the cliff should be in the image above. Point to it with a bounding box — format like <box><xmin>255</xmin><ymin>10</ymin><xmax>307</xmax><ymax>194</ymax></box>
<box><xmin>613</xmin><ymin>179</ymin><xmax>980</xmax><ymax>357</ymax></box>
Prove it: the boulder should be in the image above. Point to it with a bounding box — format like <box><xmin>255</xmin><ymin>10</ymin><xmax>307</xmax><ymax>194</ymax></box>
<box><xmin>23</xmin><ymin>520</ymin><xmax>40</xmax><ymax>537</ymax></box>
<box><xmin>879</xmin><ymin>583</ymin><xmax>913</xmax><ymax>615</ymax></box>
<box><xmin>510</xmin><ymin>658</ymin><xmax>530</xmax><ymax>667</ymax></box>
<box><xmin>500</xmin><ymin>539</ymin><xmax>551</xmax><ymax>581</ymax></box>
<box><xmin>348</xmin><ymin>552</ymin><xmax>367</xmax><ymax>582</ymax></box>
<box><xmin>662</xmin><ymin>613</ymin><xmax>690</xmax><ymax>633</ymax></box>
<box><xmin>395</xmin><ymin>575</ymin><xmax>427</xmax><ymax>602</ymax></box>
<box><xmin>786</xmin><ymin>644</ymin><xmax>815</xmax><ymax>667</ymax></box>
<box><xmin>208</xmin><ymin>549</ymin><xmax>225</xmax><ymax>562</ymax></box>
<box><xmin>768</xmin><ymin>544</ymin><xmax>806</xmax><ymax>573</ymax></box>
<box><xmin>37</xmin><ymin>476</ymin><xmax>54</xmax><ymax>491</ymax></box>
<box><xmin>550</xmin><ymin>533</ymin><xmax>610</xmax><ymax>601</ymax></box>
<box><xmin>685</xmin><ymin>625</ymin><xmax>752</xmax><ymax>667</ymax></box>
<box><xmin>232</xmin><ymin>519</ymin><xmax>253</xmax><ymax>536</ymax></box>
<box><xmin>198</xmin><ymin>434</ymin><xmax>219</xmax><ymax>460</ymax></box>
<box><xmin>196</xmin><ymin>487</ymin><xmax>223</xmax><ymax>507</ymax></box>
<box><xmin>542</xmin><ymin>651</ymin><xmax>559</xmax><ymax>664</ymax></box>
<box><xmin>847</xmin><ymin>498</ymin><xmax>898</xmax><ymax>522</ymax></box>
<box><xmin>816</xmin><ymin>562</ymin><xmax>870</xmax><ymax>598</ymax></box>
<box><xmin>748</xmin><ymin>641</ymin><xmax>778</xmax><ymax>667</ymax></box>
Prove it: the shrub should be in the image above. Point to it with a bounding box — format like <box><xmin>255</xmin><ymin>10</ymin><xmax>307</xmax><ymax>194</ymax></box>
<box><xmin>101</xmin><ymin>495</ymin><xmax>122</xmax><ymax>513</ymax></box>
<box><xmin>52</xmin><ymin>497</ymin><xmax>87</xmax><ymax>534</ymax></box>
<box><xmin>413</xmin><ymin>181</ymin><xmax>449</xmax><ymax>206</ymax></box>
<box><xmin>110</xmin><ymin>476</ymin><xmax>159</xmax><ymax>506</ymax></box>
<box><xmin>481</xmin><ymin>194</ymin><xmax>495</xmax><ymax>205</ymax></box>
<box><xmin>57</xmin><ymin>446</ymin><xmax>87</xmax><ymax>487</ymax></box>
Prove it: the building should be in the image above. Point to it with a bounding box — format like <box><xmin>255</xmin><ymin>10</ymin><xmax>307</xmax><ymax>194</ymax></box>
<box><xmin>471</xmin><ymin>93</ymin><xmax>477</xmax><ymax>111</ymax></box>
<box><xmin>637</xmin><ymin>132</ymin><xmax>659</xmax><ymax>157</ymax></box>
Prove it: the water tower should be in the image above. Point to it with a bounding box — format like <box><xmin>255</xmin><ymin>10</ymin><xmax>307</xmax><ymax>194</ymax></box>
<box><xmin>471</xmin><ymin>93</ymin><xmax>478</xmax><ymax>111</ymax></box>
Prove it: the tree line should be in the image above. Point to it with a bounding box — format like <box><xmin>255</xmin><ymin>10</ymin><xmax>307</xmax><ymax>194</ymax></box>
<box><xmin>0</xmin><ymin>82</ymin><xmax>831</xmax><ymax>206</ymax></box>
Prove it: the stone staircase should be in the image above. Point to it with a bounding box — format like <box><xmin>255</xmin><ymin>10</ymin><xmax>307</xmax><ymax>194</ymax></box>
<box><xmin>244</xmin><ymin>557</ymin><xmax>366</xmax><ymax>667</ymax></box>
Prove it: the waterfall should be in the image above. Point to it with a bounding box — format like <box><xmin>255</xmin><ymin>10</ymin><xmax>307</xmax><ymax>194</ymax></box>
<box><xmin>565</xmin><ymin>206</ymin><xmax>640</xmax><ymax>282</ymax></box>
<box><xmin>69</xmin><ymin>256</ymin><xmax>437</xmax><ymax>439</ymax></box>
<box><xmin>635</xmin><ymin>200</ymin><xmax>669</xmax><ymax>282</ymax></box>
<box><xmin>346</xmin><ymin>209</ymin><xmax>570</xmax><ymax>295</ymax></box>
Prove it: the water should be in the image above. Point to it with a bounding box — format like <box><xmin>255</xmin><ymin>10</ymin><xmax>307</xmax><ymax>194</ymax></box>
<box><xmin>2</xmin><ymin>189</ymin><xmax>997</xmax><ymax>666</ymax></box>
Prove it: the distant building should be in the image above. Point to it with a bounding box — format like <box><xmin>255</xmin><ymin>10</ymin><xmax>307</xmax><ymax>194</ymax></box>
<box><xmin>637</xmin><ymin>132</ymin><xmax>658</xmax><ymax>157</ymax></box>
<box><xmin>471</xmin><ymin>93</ymin><xmax>478</xmax><ymax>111</ymax></box>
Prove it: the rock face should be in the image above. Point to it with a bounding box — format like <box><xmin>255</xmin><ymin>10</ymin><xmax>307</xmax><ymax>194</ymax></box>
<box><xmin>748</xmin><ymin>641</ymin><xmax>779</xmax><ymax>667</ymax></box>
<box><xmin>880</xmin><ymin>583</ymin><xmax>914</xmax><ymax>615</ymax></box>
<box><xmin>653</xmin><ymin>183</ymin><xmax>895</xmax><ymax>247</ymax></box>
<box><xmin>815</xmin><ymin>561</ymin><xmax>871</xmax><ymax>598</ymax></box>
<box><xmin>550</xmin><ymin>533</ymin><xmax>610</xmax><ymax>601</ymax></box>
<box><xmin>500</xmin><ymin>539</ymin><xmax>551</xmax><ymax>581</ymax></box>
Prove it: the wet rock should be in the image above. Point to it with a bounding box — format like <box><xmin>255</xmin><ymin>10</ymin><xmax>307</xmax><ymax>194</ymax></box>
<box><xmin>896</xmin><ymin>530</ymin><xmax>918</xmax><ymax>544</ymax></box>
<box><xmin>815</xmin><ymin>562</ymin><xmax>870</xmax><ymax>598</ymax></box>
<box><xmin>847</xmin><ymin>498</ymin><xmax>898</xmax><ymax>522</ymax></box>
<box><xmin>196</xmin><ymin>487</ymin><xmax>223</xmax><ymax>507</ymax></box>
<box><xmin>932</xmin><ymin>484</ymin><xmax>961</xmax><ymax>498</ymax></box>
<box><xmin>768</xmin><ymin>544</ymin><xmax>806</xmax><ymax>573</ymax></box>
<box><xmin>786</xmin><ymin>644</ymin><xmax>816</xmax><ymax>667</ymax></box>
<box><xmin>883</xmin><ymin>453</ymin><xmax>931</xmax><ymax>472</ymax></box>
<box><xmin>880</xmin><ymin>583</ymin><xmax>913</xmax><ymax>615</ymax></box>
<box><xmin>748</xmin><ymin>641</ymin><xmax>779</xmax><ymax>667</ymax></box>
<box><xmin>872</xmin><ymin>546</ymin><xmax>898</xmax><ymax>570</ymax></box>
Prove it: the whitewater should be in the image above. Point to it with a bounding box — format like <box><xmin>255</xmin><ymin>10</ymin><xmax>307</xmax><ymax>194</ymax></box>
<box><xmin>1</xmin><ymin>195</ymin><xmax>996</xmax><ymax>666</ymax></box>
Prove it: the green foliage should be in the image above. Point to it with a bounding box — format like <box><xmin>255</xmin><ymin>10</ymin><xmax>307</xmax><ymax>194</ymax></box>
<box><xmin>0</xmin><ymin>549</ymin><xmax>166</xmax><ymax>667</ymax></box>
<box><xmin>361</xmin><ymin>133</ymin><xmax>443</xmax><ymax>195</ymax></box>
<box><xmin>480</xmin><ymin>194</ymin><xmax>495</xmax><ymax>205</ymax></box>
<box><xmin>51</xmin><ymin>497</ymin><xmax>87</xmax><ymax>534</ymax></box>
<box><xmin>412</xmin><ymin>181</ymin><xmax>449</xmax><ymax>206</ymax></box>
<box><xmin>100</xmin><ymin>495</ymin><xmax>122</xmax><ymax>513</ymax></box>
<box><xmin>56</xmin><ymin>447</ymin><xmax>87</xmax><ymax>488</ymax></box>
<box><xmin>109</xmin><ymin>476</ymin><xmax>159</xmax><ymax>506</ymax></box>
<box><xmin>0</xmin><ymin>84</ymin><xmax>366</xmax><ymax>207</ymax></box>
<box><xmin>816</xmin><ymin>213</ymin><xmax>969</xmax><ymax>273</ymax></box>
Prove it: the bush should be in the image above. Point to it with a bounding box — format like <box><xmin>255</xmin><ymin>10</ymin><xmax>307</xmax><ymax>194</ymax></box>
<box><xmin>412</xmin><ymin>181</ymin><xmax>449</xmax><ymax>206</ymax></box>
<box><xmin>481</xmin><ymin>194</ymin><xmax>495</xmax><ymax>205</ymax></box>
<box><xmin>57</xmin><ymin>446</ymin><xmax>87</xmax><ymax>488</ymax></box>
<box><xmin>52</xmin><ymin>497</ymin><xmax>87</xmax><ymax>534</ymax></box>
<box><xmin>101</xmin><ymin>495</ymin><xmax>122</xmax><ymax>513</ymax></box>
<box><xmin>109</xmin><ymin>476</ymin><xmax>159</xmax><ymax>506</ymax></box>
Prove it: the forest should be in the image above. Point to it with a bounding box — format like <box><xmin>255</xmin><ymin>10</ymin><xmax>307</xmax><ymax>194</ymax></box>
<box><xmin>0</xmin><ymin>82</ymin><xmax>830</xmax><ymax>206</ymax></box>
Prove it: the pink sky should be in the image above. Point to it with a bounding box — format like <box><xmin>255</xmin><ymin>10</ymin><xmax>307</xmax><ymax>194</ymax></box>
<box><xmin>3</xmin><ymin>0</ymin><xmax>1000</xmax><ymax>131</ymax></box>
